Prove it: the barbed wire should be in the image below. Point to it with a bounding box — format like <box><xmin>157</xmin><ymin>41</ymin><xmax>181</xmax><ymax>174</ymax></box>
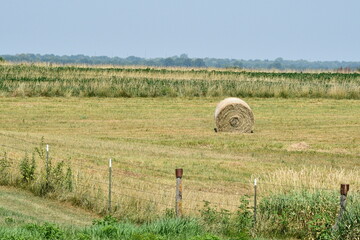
<box><xmin>1</xmin><ymin>134</ymin><xmax>356</xmax><ymax>215</ymax></box>
<box><xmin>184</xmin><ymin>196</ymin><xmax>243</xmax><ymax>208</ymax></box>
<box><xmin>1</xmin><ymin>134</ymin><xmax>254</xmax><ymax>186</ymax></box>
<box><xmin>1</xmin><ymin>153</ymin><xmax>350</xmax><ymax>196</ymax></box>
<box><xmin>78</xmin><ymin>178</ymin><xmax>174</xmax><ymax>196</ymax></box>
<box><xmin>257</xmin><ymin>181</ymin><xmax>337</xmax><ymax>192</ymax></box>
<box><xmin>69</xmin><ymin>159</ymin><xmax>176</xmax><ymax>190</ymax></box>
<box><xmin>0</xmin><ymin>132</ymin><xmax>172</xmax><ymax>176</ymax></box>
<box><xmin>1</xmin><ymin>132</ymin><xmax>254</xmax><ymax>184</ymax></box>
<box><xmin>184</xmin><ymin>185</ymin><xmax>249</xmax><ymax>196</ymax></box>
<box><xmin>0</xmin><ymin>143</ymin><xmax>29</xmax><ymax>152</ymax></box>
<box><xmin>1</xmin><ymin>150</ymin><xmax>346</xmax><ymax>195</ymax></box>
<box><xmin>111</xmin><ymin>190</ymin><xmax>174</xmax><ymax>208</ymax></box>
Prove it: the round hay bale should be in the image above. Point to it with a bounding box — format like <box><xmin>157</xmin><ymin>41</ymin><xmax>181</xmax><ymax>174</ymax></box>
<box><xmin>214</xmin><ymin>97</ymin><xmax>254</xmax><ymax>133</ymax></box>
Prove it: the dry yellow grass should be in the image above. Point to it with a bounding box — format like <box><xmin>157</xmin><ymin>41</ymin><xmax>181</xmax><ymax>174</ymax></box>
<box><xmin>256</xmin><ymin>166</ymin><xmax>360</xmax><ymax>194</ymax></box>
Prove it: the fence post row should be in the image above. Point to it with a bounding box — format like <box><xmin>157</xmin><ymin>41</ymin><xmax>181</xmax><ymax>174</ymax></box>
<box><xmin>175</xmin><ymin>168</ymin><xmax>183</xmax><ymax>217</ymax></box>
<box><xmin>108</xmin><ymin>158</ymin><xmax>112</xmax><ymax>214</ymax></box>
<box><xmin>15</xmin><ymin>144</ymin><xmax>353</xmax><ymax>223</ymax></box>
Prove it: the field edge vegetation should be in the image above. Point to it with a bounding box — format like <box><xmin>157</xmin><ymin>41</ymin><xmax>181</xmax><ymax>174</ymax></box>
<box><xmin>1</xmin><ymin>63</ymin><xmax>360</xmax><ymax>99</ymax></box>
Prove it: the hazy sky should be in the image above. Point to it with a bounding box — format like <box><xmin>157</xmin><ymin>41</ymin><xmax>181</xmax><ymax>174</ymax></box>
<box><xmin>1</xmin><ymin>0</ymin><xmax>359</xmax><ymax>61</ymax></box>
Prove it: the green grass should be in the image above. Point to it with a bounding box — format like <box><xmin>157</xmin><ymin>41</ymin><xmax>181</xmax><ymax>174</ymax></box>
<box><xmin>0</xmin><ymin>186</ymin><xmax>97</xmax><ymax>227</ymax></box>
<box><xmin>1</xmin><ymin>63</ymin><xmax>360</xmax><ymax>99</ymax></box>
<box><xmin>1</xmin><ymin>194</ymin><xmax>359</xmax><ymax>240</ymax></box>
<box><xmin>0</xmin><ymin>216</ymin><xmax>215</xmax><ymax>240</ymax></box>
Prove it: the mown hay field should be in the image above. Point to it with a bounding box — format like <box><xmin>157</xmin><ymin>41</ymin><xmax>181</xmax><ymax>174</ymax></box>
<box><xmin>1</xmin><ymin>97</ymin><xmax>360</xmax><ymax>214</ymax></box>
<box><xmin>0</xmin><ymin>63</ymin><xmax>360</xmax><ymax>219</ymax></box>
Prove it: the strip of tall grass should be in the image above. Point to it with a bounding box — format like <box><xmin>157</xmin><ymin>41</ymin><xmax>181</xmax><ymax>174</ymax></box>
<box><xmin>257</xmin><ymin>190</ymin><xmax>360</xmax><ymax>240</ymax></box>
<box><xmin>1</xmin><ymin>63</ymin><xmax>360</xmax><ymax>99</ymax></box>
<box><xmin>3</xmin><ymin>193</ymin><xmax>359</xmax><ymax>240</ymax></box>
<box><xmin>0</xmin><ymin>216</ymin><xmax>220</xmax><ymax>240</ymax></box>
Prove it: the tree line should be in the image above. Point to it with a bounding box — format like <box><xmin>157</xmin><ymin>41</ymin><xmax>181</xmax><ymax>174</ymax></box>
<box><xmin>1</xmin><ymin>54</ymin><xmax>360</xmax><ymax>70</ymax></box>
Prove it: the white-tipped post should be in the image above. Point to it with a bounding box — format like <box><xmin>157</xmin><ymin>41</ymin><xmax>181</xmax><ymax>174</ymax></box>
<box><xmin>108</xmin><ymin>158</ymin><xmax>112</xmax><ymax>214</ymax></box>
<box><xmin>45</xmin><ymin>144</ymin><xmax>50</xmax><ymax>189</ymax></box>
<box><xmin>254</xmin><ymin>178</ymin><xmax>257</xmax><ymax>225</ymax></box>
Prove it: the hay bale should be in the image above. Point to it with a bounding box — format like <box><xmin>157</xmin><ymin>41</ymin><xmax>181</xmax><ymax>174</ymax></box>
<box><xmin>215</xmin><ymin>97</ymin><xmax>254</xmax><ymax>133</ymax></box>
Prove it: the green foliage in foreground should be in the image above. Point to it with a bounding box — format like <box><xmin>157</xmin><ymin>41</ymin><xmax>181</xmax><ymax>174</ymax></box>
<box><xmin>0</xmin><ymin>216</ymin><xmax>222</xmax><ymax>240</ymax></box>
<box><xmin>2</xmin><ymin>191</ymin><xmax>360</xmax><ymax>240</ymax></box>
<box><xmin>0</xmin><ymin>197</ymin><xmax>360</xmax><ymax>240</ymax></box>
<box><xmin>258</xmin><ymin>191</ymin><xmax>360</xmax><ymax>239</ymax></box>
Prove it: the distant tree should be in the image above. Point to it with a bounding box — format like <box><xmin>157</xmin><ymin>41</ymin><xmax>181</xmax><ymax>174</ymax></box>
<box><xmin>193</xmin><ymin>58</ymin><xmax>206</xmax><ymax>67</ymax></box>
<box><xmin>232</xmin><ymin>60</ymin><xmax>243</xmax><ymax>68</ymax></box>
<box><xmin>164</xmin><ymin>57</ymin><xmax>175</xmax><ymax>67</ymax></box>
<box><xmin>3</xmin><ymin>53</ymin><xmax>360</xmax><ymax>70</ymax></box>
<box><xmin>126</xmin><ymin>56</ymin><xmax>142</xmax><ymax>65</ymax></box>
<box><xmin>269</xmin><ymin>61</ymin><xmax>282</xmax><ymax>69</ymax></box>
<box><xmin>173</xmin><ymin>57</ymin><xmax>192</xmax><ymax>67</ymax></box>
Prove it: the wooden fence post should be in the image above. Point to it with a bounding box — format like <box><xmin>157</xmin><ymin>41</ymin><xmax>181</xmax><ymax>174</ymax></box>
<box><xmin>175</xmin><ymin>168</ymin><xmax>183</xmax><ymax>217</ymax></box>
<box><xmin>339</xmin><ymin>184</ymin><xmax>349</xmax><ymax>218</ymax></box>
<box><xmin>333</xmin><ymin>183</ymin><xmax>350</xmax><ymax>230</ymax></box>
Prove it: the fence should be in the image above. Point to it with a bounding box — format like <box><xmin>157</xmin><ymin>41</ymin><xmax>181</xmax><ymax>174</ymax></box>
<box><xmin>0</xmin><ymin>132</ymin><xmax>354</xmax><ymax>225</ymax></box>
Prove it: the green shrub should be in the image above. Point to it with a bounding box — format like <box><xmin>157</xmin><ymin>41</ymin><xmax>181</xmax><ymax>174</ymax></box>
<box><xmin>334</xmin><ymin>199</ymin><xmax>360</xmax><ymax>239</ymax></box>
<box><xmin>199</xmin><ymin>196</ymin><xmax>252</xmax><ymax>238</ymax></box>
<box><xmin>25</xmin><ymin>222</ymin><xmax>65</xmax><ymax>240</ymax></box>
<box><xmin>189</xmin><ymin>234</ymin><xmax>221</xmax><ymax>240</ymax></box>
<box><xmin>92</xmin><ymin>215</ymin><xmax>119</xmax><ymax>226</ymax></box>
<box><xmin>258</xmin><ymin>190</ymin><xmax>338</xmax><ymax>239</ymax></box>
<box><xmin>131</xmin><ymin>233</ymin><xmax>164</xmax><ymax>240</ymax></box>
<box><xmin>19</xmin><ymin>153</ymin><xmax>36</xmax><ymax>183</ymax></box>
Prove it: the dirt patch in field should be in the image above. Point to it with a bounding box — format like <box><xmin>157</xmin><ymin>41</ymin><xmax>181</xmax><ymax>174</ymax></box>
<box><xmin>287</xmin><ymin>142</ymin><xmax>310</xmax><ymax>151</ymax></box>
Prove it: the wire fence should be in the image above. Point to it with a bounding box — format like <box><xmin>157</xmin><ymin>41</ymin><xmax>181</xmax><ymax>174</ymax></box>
<box><xmin>0</xmin><ymin>133</ymin><xmax>354</xmax><ymax>220</ymax></box>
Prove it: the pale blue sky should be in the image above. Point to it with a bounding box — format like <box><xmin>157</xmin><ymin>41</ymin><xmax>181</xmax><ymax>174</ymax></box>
<box><xmin>1</xmin><ymin>0</ymin><xmax>359</xmax><ymax>61</ymax></box>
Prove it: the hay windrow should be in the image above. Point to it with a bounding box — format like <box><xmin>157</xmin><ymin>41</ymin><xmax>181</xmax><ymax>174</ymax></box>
<box><xmin>215</xmin><ymin>97</ymin><xmax>254</xmax><ymax>133</ymax></box>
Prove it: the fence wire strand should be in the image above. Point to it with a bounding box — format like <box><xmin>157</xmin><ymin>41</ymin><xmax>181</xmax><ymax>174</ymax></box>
<box><xmin>0</xmin><ymin>135</ymin><xmax>354</xmax><ymax>216</ymax></box>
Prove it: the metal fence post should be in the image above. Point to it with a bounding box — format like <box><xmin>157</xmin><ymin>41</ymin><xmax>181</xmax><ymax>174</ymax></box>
<box><xmin>108</xmin><ymin>158</ymin><xmax>112</xmax><ymax>214</ymax></box>
<box><xmin>45</xmin><ymin>144</ymin><xmax>49</xmax><ymax>189</ymax></box>
<box><xmin>175</xmin><ymin>168</ymin><xmax>183</xmax><ymax>217</ymax></box>
<box><xmin>254</xmin><ymin>178</ymin><xmax>257</xmax><ymax>225</ymax></box>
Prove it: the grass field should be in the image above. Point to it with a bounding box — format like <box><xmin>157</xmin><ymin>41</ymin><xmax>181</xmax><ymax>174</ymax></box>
<box><xmin>0</xmin><ymin>186</ymin><xmax>97</xmax><ymax>227</ymax></box>
<box><xmin>1</xmin><ymin>63</ymin><xmax>360</xmax><ymax>238</ymax></box>
<box><xmin>1</xmin><ymin>96</ymin><xmax>359</xmax><ymax>215</ymax></box>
